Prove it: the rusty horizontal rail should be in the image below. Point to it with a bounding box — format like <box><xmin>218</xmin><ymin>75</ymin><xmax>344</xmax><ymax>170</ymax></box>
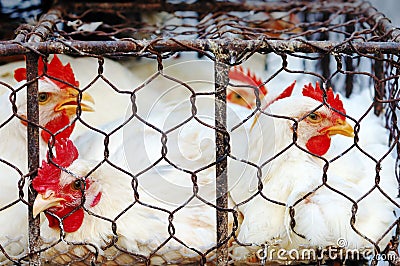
<box><xmin>0</xmin><ymin>1</ymin><xmax>399</xmax><ymax>265</ymax></box>
<box><xmin>27</xmin><ymin>8</ymin><xmax>62</xmax><ymax>43</ymax></box>
<box><xmin>59</xmin><ymin>1</ymin><xmax>360</xmax><ymax>15</ymax></box>
<box><xmin>361</xmin><ymin>2</ymin><xmax>400</xmax><ymax>42</ymax></box>
<box><xmin>1</xmin><ymin>39</ymin><xmax>400</xmax><ymax>57</ymax></box>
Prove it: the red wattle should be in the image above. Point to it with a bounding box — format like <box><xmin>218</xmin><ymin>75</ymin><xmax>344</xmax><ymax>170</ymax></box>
<box><xmin>305</xmin><ymin>134</ymin><xmax>331</xmax><ymax>156</ymax></box>
<box><xmin>45</xmin><ymin>207</ymin><xmax>84</xmax><ymax>233</ymax></box>
<box><xmin>41</xmin><ymin>113</ymin><xmax>75</xmax><ymax>143</ymax></box>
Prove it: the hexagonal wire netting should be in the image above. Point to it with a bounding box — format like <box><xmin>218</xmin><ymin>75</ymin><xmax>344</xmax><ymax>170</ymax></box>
<box><xmin>0</xmin><ymin>0</ymin><xmax>400</xmax><ymax>265</ymax></box>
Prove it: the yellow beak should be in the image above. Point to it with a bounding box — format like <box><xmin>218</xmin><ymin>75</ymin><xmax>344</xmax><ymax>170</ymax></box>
<box><xmin>324</xmin><ymin>119</ymin><xmax>354</xmax><ymax>138</ymax></box>
<box><xmin>32</xmin><ymin>192</ymin><xmax>65</xmax><ymax>218</ymax></box>
<box><xmin>54</xmin><ymin>87</ymin><xmax>95</xmax><ymax>115</ymax></box>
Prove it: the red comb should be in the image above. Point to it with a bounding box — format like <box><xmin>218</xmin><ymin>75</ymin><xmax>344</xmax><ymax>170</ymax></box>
<box><xmin>302</xmin><ymin>82</ymin><xmax>346</xmax><ymax>118</ymax></box>
<box><xmin>14</xmin><ymin>55</ymin><xmax>79</xmax><ymax>89</ymax></box>
<box><xmin>33</xmin><ymin>139</ymin><xmax>79</xmax><ymax>193</ymax></box>
<box><xmin>261</xmin><ymin>80</ymin><xmax>296</xmax><ymax>111</ymax></box>
<box><xmin>273</xmin><ymin>80</ymin><xmax>296</xmax><ymax>102</ymax></box>
<box><xmin>50</xmin><ymin>138</ymin><xmax>79</xmax><ymax>167</ymax></box>
<box><xmin>251</xmin><ymin>80</ymin><xmax>296</xmax><ymax>130</ymax></box>
<box><xmin>33</xmin><ymin>160</ymin><xmax>61</xmax><ymax>193</ymax></box>
<box><xmin>229</xmin><ymin>65</ymin><xmax>267</xmax><ymax>95</ymax></box>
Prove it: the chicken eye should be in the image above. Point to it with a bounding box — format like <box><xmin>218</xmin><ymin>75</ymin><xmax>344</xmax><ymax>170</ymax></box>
<box><xmin>307</xmin><ymin>112</ymin><xmax>321</xmax><ymax>122</ymax></box>
<box><xmin>38</xmin><ymin>92</ymin><xmax>50</xmax><ymax>103</ymax></box>
<box><xmin>71</xmin><ymin>179</ymin><xmax>84</xmax><ymax>191</ymax></box>
<box><xmin>234</xmin><ymin>93</ymin><xmax>242</xmax><ymax>99</ymax></box>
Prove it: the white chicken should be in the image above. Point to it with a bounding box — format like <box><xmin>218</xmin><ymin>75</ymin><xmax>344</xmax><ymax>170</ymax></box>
<box><xmin>72</xmin><ymin>61</ymin><xmax>275</xmax><ymax>166</ymax></box>
<box><xmin>0</xmin><ymin>54</ymin><xmax>149</xmax><ymax>137</ymax></box>
<box><xmin>73</xmin><ymin>75</ymin><xmax>295</xmax><ymax>207</ymax></box>
<box><xmin>228</xmin><ymin>65</ymin><xmax>268</xmax><ymax>109</ymax></box>
<box><xmin>122</xmin><ymin>53</ymin><xmax>270</xmax><ymax>111</ymax></box>
<box><xmin>230</xmin><ymin>82</ymin><xmax>398</xmax><ymax>263</ymax></box>
<box><xmin>32</xmin><ymin>138</ymin><xmax>218</xmax><ymax>265</ymax></box>
<box><xmin>0</xmin><ymin>54</ymin><xmax>94</xmax><ymax>263</ymax></box>
<box><xmin>22</xmin><ymin>55</ymin><xmax>273</xmax><ymax>140</ymax></box>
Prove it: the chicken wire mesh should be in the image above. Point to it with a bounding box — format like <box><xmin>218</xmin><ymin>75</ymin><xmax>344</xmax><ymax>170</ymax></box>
<box><xmin>0</xmin><ymin>0</ymin><xmax>400</xmax><ymax>265</ymax></box>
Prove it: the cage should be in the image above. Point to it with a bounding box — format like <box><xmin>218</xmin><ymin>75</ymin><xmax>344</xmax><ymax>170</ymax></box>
<box><xmin>0</xmin><ymin>0</ymin><xmax>399</xmax><ymax>265</ymax></box>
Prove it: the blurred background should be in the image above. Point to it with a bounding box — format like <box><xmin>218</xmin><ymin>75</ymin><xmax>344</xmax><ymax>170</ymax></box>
<box><xmin>369</xmin><ymin>0</ymin><xmax>400</xmax><ymax>26</ymax></box>
<box><xmin>1</xmin><ymin>0</ymin><xmax>400</xmax><ymax>29</ymax></box>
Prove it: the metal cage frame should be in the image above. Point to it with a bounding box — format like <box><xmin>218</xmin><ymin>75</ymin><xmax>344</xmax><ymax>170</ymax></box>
<box><xmin>0</xmin><ymin>0</ymin><xmax>400</xmax><ymax>265</ymax></box>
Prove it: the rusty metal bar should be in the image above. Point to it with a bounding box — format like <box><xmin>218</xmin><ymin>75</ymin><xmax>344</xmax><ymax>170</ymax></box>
<box><xmin>22</xmin><ymin>10</ymin><xmax>64</xmax><ymax>265</ymax></box>
<box><xmin>362</xmin><ymin>2</ymin><xmax>400</xmax><ymax>42</ymax></box>
<box><xmin>23</xmin><ymin>10</ymin><xmax>64</xmax><ymax>265</ymax></box>
<box><xmin>319</xmin><ymin>12</ymin><xmax>331</xmax><ymax>88</ymax></box>
<box><xmin>14</xmin><ymin>25</ymin><xmax>34</xmax><ymax>43</ymax></box>
<box><xmin>214</xmin><ymin>57</ymin><xmax>229</xmax><ymax>266</ymax></box>
<box><xmin>28</xmin><ymin>8</ymin><xmax>62</xmax><ymax>43</ymax></box>
<box><xmin>374</xmin><ymin>53</ymin><xmax>385</xmax><ymax>115</ymax></box>
<box><xmin>362</xmin><ymin>1</ymin><xmax>400</xmax><ymax>42</ymax></box>
<box><xmin>345</xmin><ymin>54</ymin><xmax>355</xmax><ymax>97</ymax></box>
<box><xmin>58</xmin><ymin>1</ymin><xmax>359</xmax><ymax>14</ymax></box>
<box><xmin>2</xmin><ymin>39</ymin><xmax>400</xmax><ymax>57</ymax></box>
<box><xmin>26</xmin><ymin>53</ymin><xmax>41</xmax><ymax>266</ymax></box>
<box><xmin>345</xmin><ymin>14</ymin><xmax>356</xmax><ymax>97</ymax></box>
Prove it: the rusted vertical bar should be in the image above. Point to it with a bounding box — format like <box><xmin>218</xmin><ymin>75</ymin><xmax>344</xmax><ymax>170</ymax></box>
<box><xmin>26</xmin><ymin>53</ymin><xmax>41</xmax><ymax>266</ymax></box>
<box><xmin>374</xmin><ymin>53</ymin><xmax>385</xmax><ymax>115</ymax></box>
<box><xmin>318</xmin><ymin>13</ymin><xmax>331</xmax><ymax>87</ymax></box>
<box><xmin>215</xmin><ymin>57</ymin><xmax>229</xmax><ymax>266</ymax></box>
<box><xmin>345</xmin><ymin>14</ymin><xmax>355</xmax><ymax>97</ymax></box>
<box><xmin>345</xmin><ymin>55</ymin><xmax>354</xmax><ymax>97</ymax></box>
<box><xmin>320</xmin><ymin>55</ymin><xmax>331</xmax><ymax>87</ymax></box>
<box><xmin>24</xmin><ymin>9</ymin><xmax>61</xmax><ymax>265</ymax></box>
